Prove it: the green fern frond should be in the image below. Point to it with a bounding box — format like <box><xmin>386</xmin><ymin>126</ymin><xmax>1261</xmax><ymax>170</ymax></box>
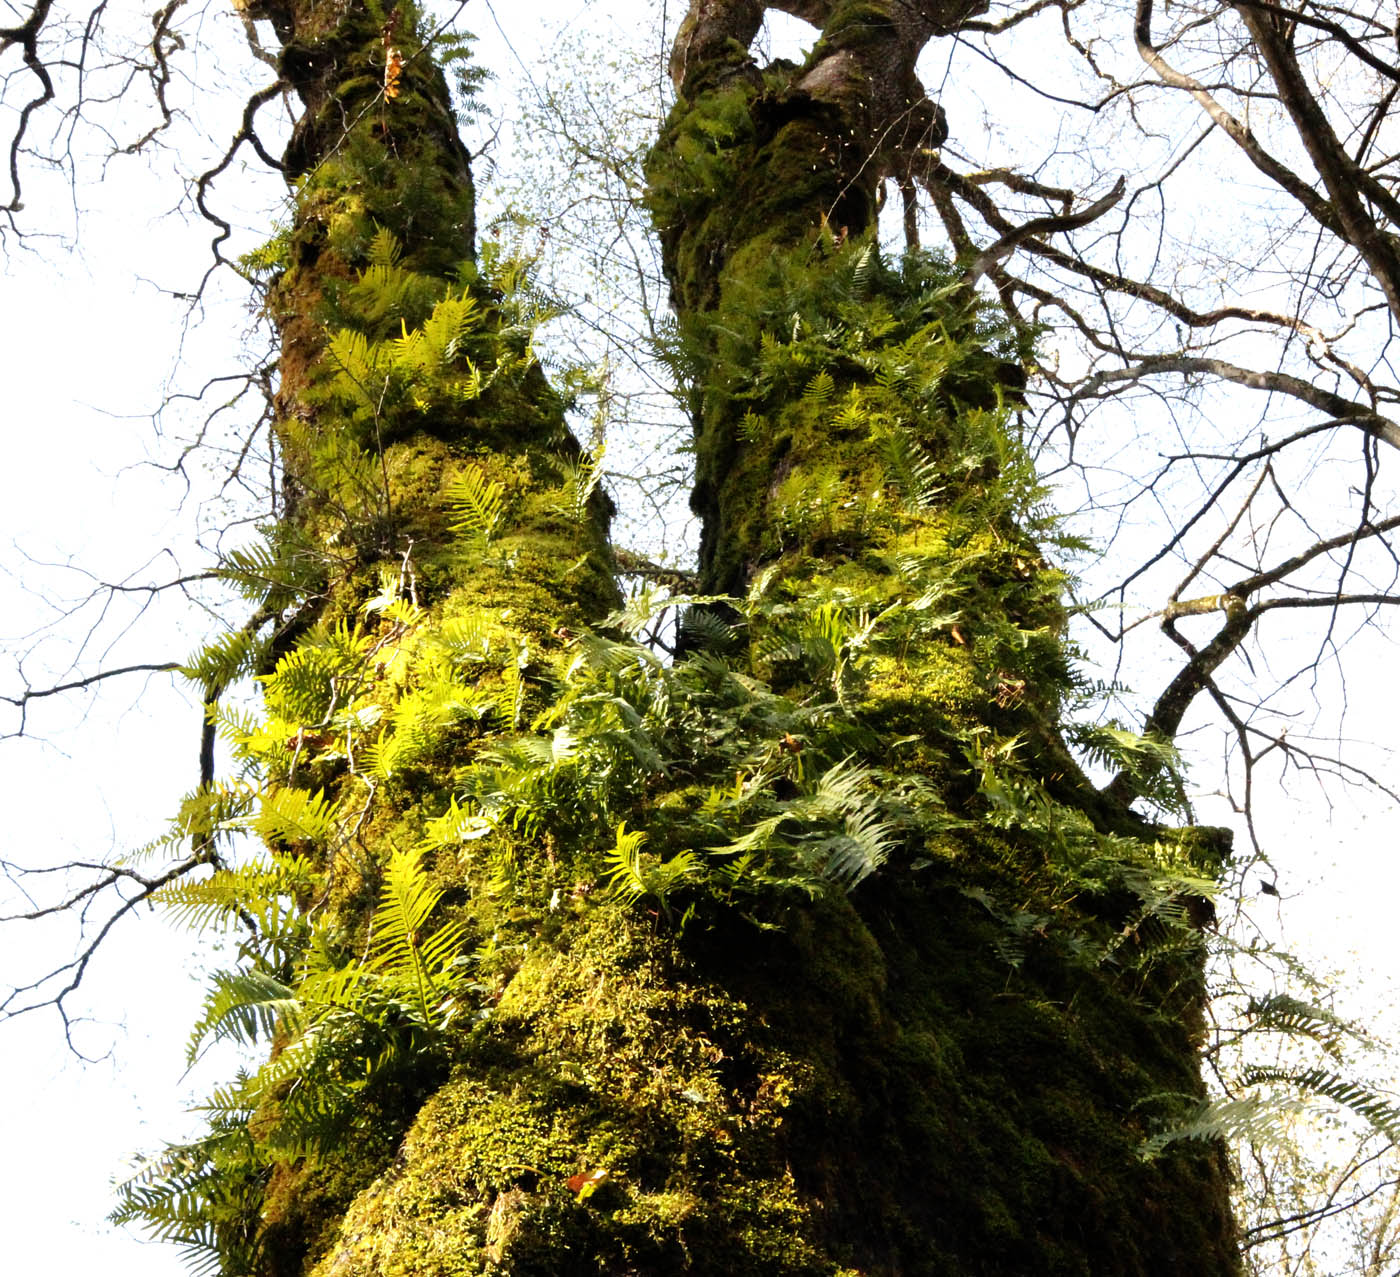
<box><xmin>848</xmin><ymin>241</ymin><xmax>876</xmax><ymax>299</ymax></box>
<box><xmin>367</xmin><ymin>225</ymin><xmax>401</xmax><ymax>269</ymax></box>
<box><xmin>187</xmin><ymin>969</ymin><xmax>301</xmax><ymax>1062</ymax></box>
<box><xmin>1242</xmin><ymin>1066</ymin><xmax>1400</xmax><ymax>1142</ymax></box>
<box><xmin>252</xmin><ymin>786</ymin><xmax>339</xmax><ymax>846</ymax></box>
<box><xmin>551</xmin><ymin>442</ymin><xmax>608</xmax><ymax>526</ymax></box>
<box><xmin>420</xmin><ymin>797</ymin><xmax>494</xmax><ymax>849</ymax></box>
<box><xmin>819</xmin><ymin>803</ymin><xmax>897</xmax><ymax>886</ymax></box>
<box><xmin>802</xmin><ymin>369</ymin><xmax>835</xmax><ymax>407</ymax></box>
<box><xmin>182</xmin><ymin>627</ymin><xmax>268</xmax><ymax>690</ymax></box>
<box><xmin>603</xmin><ymin>821</ymin><xmax>700</xmax><ymax>913</ymax></box>
<box><xmin>444</xmin><ymin>465</ymin><xmax>507</xmax><ymax>545</ymax></box>
<box><xmin>1246</xmin><ymin>993</ymin><xmax>1353</xmax><ymax>1061</ymax></box>
<box><xmin>369</xmin><ymin>847</ymin><xmax>470</xmax><ymax>1024</ymax></box>
<box><xmin>217</xmin><ymin>540</ymin><xmax>287</xmax><ymax>603</ymax></box>
<box><xmin>1141</xmin><ymin>1093</ymin><xmax>1295</xmax><ymax>1159</ymax></box>
<box><xmin>432</xmin><ymin>613</ymin><xmax>492</xmax><ymax>665</ymax></box>
<box><xmin>260</xmin><ymin>622</ymin><xmax>371</xmax><ymax>724</ymax></box>
<box><xmin>877</xmin><ymin>429</ymin><xmax>943</xmax><ymax>510</ymax></box>
<box><xmin>677</xmin><ymin>605</ymin><xmax>742</xmax><ymax>653</ymax></box>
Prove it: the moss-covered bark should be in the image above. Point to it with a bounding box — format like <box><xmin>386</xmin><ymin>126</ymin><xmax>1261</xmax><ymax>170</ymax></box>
<box><xmin>631</xmin><ymin>1</ymin><xmax>1240</xmax><ymax>1272</ymax></box>
<box><xmin>141</xmin><ymin>3</ymin><xmax>1238</xmax><ymax>1274</ymax></box>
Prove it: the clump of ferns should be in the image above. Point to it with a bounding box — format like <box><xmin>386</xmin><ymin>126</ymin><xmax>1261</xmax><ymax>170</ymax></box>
<box><xmin>309</xmin><ymin>229</ymin><xmax>555</xmax><ymax>438</ymax></box>
<box><xmin>434</xmin><ymin>592</ymin><xmax>950</xmax><ymax>913</ymax></box>
<box><xmin>119</xmin><ymin>847</ymin><xmax>481</xmax><ymax>1274</ymax></box>
<box><xmin>1142</xmin><ymin>993</ymin><xmax>1400</xmax><ymax>1170</ymax></box>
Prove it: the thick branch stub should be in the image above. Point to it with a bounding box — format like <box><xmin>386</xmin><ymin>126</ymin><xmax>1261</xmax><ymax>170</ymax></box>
<box><xmin>659</xmin><ymin>0</ymin><xmax>974</xmax><ymax>320</ymax></box>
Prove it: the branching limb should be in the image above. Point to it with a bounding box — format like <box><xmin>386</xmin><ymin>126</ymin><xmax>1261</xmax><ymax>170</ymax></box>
<box><xmin>1</xmin><ymin>662</ymin><xmax>182</xmax><ymax>738</ymax></box>
<box><xmin>0</xmin><ymin>848</ymin><xmax>211</xmax><ymax>1049</ymax></box>
<box><xmin>1072</xmin><ymin>361</ymin><xmax>1400</xmax><ymax>451</ymax></box>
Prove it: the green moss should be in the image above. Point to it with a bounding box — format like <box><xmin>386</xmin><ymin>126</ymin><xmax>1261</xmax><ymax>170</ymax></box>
<box><xmin>633</xmin><ymin>16</ymin><xmax>1238</xmax><ymax>1274</ymax></box>
<box><xmin>289</xmin><ymin>867</ymin><xmax>1235</xmax><ymax>1276</ymax></box>
<box><xmin>139</xmin><ymin>6</ymin><xmax>1238</xmax><ymax>1275</ymax></box>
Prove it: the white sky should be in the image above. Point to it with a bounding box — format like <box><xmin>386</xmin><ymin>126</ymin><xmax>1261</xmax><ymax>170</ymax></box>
<box><xmin>1</xmin><ymin>2</ymin><xmax>1397</xmax><ymax>1272</ymax></box>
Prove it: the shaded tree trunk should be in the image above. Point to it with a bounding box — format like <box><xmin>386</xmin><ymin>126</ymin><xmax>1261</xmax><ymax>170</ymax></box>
<box><xmin>179</xmin><ymin>2</ymin><xmax>1240</xmax><ymax>1273</ymax></box>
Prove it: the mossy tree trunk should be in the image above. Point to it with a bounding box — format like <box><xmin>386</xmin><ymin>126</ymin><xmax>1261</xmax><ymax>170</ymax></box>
<box><xmin>157</xmin><ymin>2</ymin><xmax>1238</xmax><ymax>1274</ymax></box>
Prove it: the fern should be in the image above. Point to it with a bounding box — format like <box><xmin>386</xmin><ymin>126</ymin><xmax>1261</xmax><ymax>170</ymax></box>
<box><xmin>251</xmin><ymin>786</ymin><xmax>339</xmax><ymax>846</ymax></box>
<box><xmin>1141</xmin><ymin>1092</ymin><xmax>1297</xmax><ymax>1159</ymax></box>
<box><xmin>802</xmin><ymin>369</ymin><xmax>835</xmax><ymax>408</ymax></box>
<box><xmin>1067</xmin><ymin>722</ymin><xmax>1186</xmax><ymax>818</ymax></box>
<box><xmin>186</xmin><ymin>969</ymin><xmax>303</xmax><ymax>1063</ymax></box>
<box><xmin>444</xmin><ymin>464</ymin><xmax>507</xmax><ymax>545</ymax></box>
<box><xmin>1241</xmin><ymin>1067</ymin><xmax>1400</xmax><ymax>1143</ymax></box>
<box><xmin>602</xmin><ymin>821</ymin><xmax>700</xmax><ymax>915</ymax></box>
<box><xmin>1246</xmin><ymin>993</ymin><xmax>1352</xmax><ymax>1061</ymax></box>
<box><xmin>367</xmin><ymin>847</ymin><xmax>471</xmax><ymax>1027</ymax></box>
<box><xmin>182</xmin><ymin>626</ymin><xmax>269</xmax><ymax>691</ymax></box>
<box><xmin>877</xmin><ymin>429</ymin><xmax>943</xmax><ymax>510</ymax></box>
<box><xmin>552</xmin><ymin>442</ymin><xmax>608</xmax><ymax>525</ymax></box>
<box><xmin>128</xmin><ymin>847</ymin><xmax>477</xmax><ymax>1262</ymax></box>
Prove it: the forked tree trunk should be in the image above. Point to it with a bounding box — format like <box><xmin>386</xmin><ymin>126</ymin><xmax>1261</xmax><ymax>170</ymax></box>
<box><xmin>195</xmin><ymin>2</ymin><xmax>1239</xmax><ymax>1273</ymax></box>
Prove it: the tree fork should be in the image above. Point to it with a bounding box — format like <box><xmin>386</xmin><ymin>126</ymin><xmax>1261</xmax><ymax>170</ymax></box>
<box><xmin>135</xmin><ymin>3</ymin><xmax>1239</xmax><ymax>1273</ymax></box>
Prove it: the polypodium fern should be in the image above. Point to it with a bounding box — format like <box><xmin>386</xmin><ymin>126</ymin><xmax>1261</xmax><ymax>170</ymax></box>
<box><xmin>444</xmin><ymin>464</ymin><xmax>507</xmax><ymax>546</ymax></box>
<box><xmin>125</xmin><ymin>848</ymin><xmax>477</xmax><ymax>1267</ymax></box>
<box><xmin>1142</xmin><ymin>1066</ymin><xmax>1400</xmax><ymax>1160</ymax></box>
<box><xmin>550</xmin><ymin>441</ymin><xmax>608</xmax><ymax>526</ymax></box>
<box><xmin>367</xmin><ymin>847</ymin><xmax>471</xmax><ymax>1029</ymax></box>
<box><xmin>1241</xmin><ymin>1066</ymin><xmax>1400</xmax><ymax>1144</ymax></box>
<box><xmin>603</xmin><ymin>821</ymin><xmax>701</xmax><ymax>916</ymax></box>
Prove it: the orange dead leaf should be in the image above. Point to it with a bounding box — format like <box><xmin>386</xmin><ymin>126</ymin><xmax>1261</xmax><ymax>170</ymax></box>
<box><xmin>566</xmin><ymin>1167</ymin><xmax>610</xmax><ymax>1201</ymax></box>
<box><xmin>383</xmin><ymin>47</ymin><xmax>403</xmax><ymax>100</ymax></box>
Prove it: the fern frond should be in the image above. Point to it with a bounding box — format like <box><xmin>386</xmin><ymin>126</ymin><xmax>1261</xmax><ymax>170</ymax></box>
<box><xmin>802</xmin><ymin>369</ymin><xmax>835</xmax><ymax>407</ymax></box>
<box><xmin>848</xmin><ymin>242</ymin><xmax>876</xmax><ymax>300</ymax></box>
<box><xmin>444</xmin><ymin>465</ymin><xmax>507</xmax><ymax>545</ymax></box>
<box><xmin>367</xmin><ymin>225</ymin><xmax>401</xmax><ymax>269</ymax></box>
<box><xmin>1246</xmin><ymin>993</ymin><xmax>1353</xmax><ymax>1061</ymax></box>
<box><xmin>1141</xmin><ymin>1092</ymin><xmax>1295</xmax><ymax>1158</ymax></box>
<box><xmin>877</xmin><ymin>429</ymin><xmax>943</xmax><ymax>510</ymax></box>
<box><xmin>603</xmin><ymin>821</ymin><xmax>700</xmax><ymax>912</ymax></box>
<box><xmin>368</xmin><ymin>847</ymin><xmax>470</xmax><ymax>1025</ymax></box>
<box><xmin>252</xmin><ymin>787</ymin><xmax>339</xmax><ymax>846</ymax></box>
<box><xmin>820</xmin><ymin>801</ymin><xmax>898</xmax><ymax>886</ymax></box>
<box><xmin>552</xmin><ymin>442</ymin><xmax>607</xmax><ymax>525</ymax></box>
<box><xmin>421</xmin><ymin>797</ymin><xmax>495</xmax><ymax>849</ymax></box>
<box><xmin>187</xmin><ymin>968</ymin><xmax>301</xmax><ymax>1062</ymax></box>
<box><xmin>1243</xmin><ymin>1066</ymin><xmax>1400</xmax><ymax>1142</ymax></box>
<box><xmin>182</xmin><ymin>627</ymin><xmax>268</xmax><ymax>690</ymax></box>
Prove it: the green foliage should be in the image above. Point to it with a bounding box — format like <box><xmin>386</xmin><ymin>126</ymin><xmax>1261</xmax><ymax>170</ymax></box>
<box><xmin>1245</xmin><ymin>992</ymin><xmax>1351</xmax><ymax>1060</ymax></box>
<box><xmin>133</xmin><ymin>61</ymin><xmax>1259</xmax><ymax>1266</ymax></box>
<box><xmin>119</xmin><ymin>849</ymin><xmax>475</xmax><ymax>1273</ymax></box>
<box><xmin>548</xmin><ymin>440</ymin><xmax>608</xmax><ymax>526</ymax></box>
<box><xmin>434</xmin><ymin>27</ymin><xmax>490</xmax><ymax>126</ymax></box>
<box><xmin>602</xmin><ymin>820</ymin><xmax>700</xmax><ymax>916</ymax></box>
<box><xmin>216</xmin><ymin>530</ymin><xmax>324</xmax><ymax>614</ymax></box>
<box><xmin>181</xmin><ymin>627</ymin><xmax>269</xmax><ymax>694</ymax></box>
<box><xmin>314</xmin><ymin>291</ymin><xmax>488</xmax><ymax>430</ymax></box>
<box><xmin>1241</xmin><ymin>1068</ymin><xmax>1400</xmax><ymax>1144</ymax></box>
<box><xmin>443</xmin><ymin>464</ymin><xmax>507</xmax><ymax>546</ymax></box>
<box><xmin>238</xmin><ymin>222</ymin><xmax>292</xmax><ymax>280</ymax></box>
<box><xmin>1066</xmin><ymin>721</ymin><xmax>1189</xmax><ymax>819</ymax></box>
<box><xmin>1143</xmin><ymin>1067</ymin><xmax>1400</xmax><ymax>1159</ymax></box>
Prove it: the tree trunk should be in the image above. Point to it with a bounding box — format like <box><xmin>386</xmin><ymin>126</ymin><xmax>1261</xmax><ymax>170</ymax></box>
<box><xmin>162</xmin><ymin>3</ymin><xmax>1240</xmax><ymax>1273</ymax></box>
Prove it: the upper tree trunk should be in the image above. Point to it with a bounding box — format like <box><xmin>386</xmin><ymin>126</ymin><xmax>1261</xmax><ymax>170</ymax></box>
<box><xmin>176</xmin><ymin>3</ymin><xmax>1238</xmax><ymax>1273</ymax></box>
<box><xmin>638</xmin><ymin>1</ymin><xmax>1241</xmax><ymax>1271</ymax></box>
